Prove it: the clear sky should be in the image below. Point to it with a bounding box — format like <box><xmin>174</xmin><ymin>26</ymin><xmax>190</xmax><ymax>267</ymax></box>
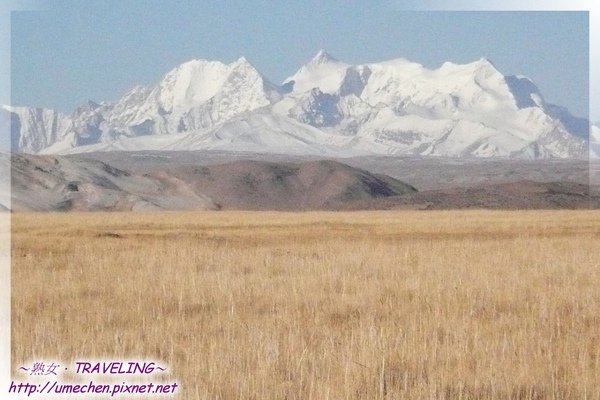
<box><xmin>9</xmin><ymin>1</ymin><xmax>591</xmax><ymax>120</ymax></box>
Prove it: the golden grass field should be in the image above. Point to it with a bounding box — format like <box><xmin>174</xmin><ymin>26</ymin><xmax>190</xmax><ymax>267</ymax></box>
<box><xmin>11</xmin><ymin>211</ymin><xmax>600</xmax><ymax>399</ymax></box>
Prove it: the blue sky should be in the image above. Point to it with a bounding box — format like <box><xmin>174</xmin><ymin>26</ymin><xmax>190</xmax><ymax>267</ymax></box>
<box><xmin>9</xmin><ymin>1</ymin><xmax>591</xmax><ymax>119</ymax></box>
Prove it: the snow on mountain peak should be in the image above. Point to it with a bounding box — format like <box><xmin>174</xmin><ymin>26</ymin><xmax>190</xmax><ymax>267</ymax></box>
<box><xmin>284</xmin><ymin>51</ymin><xmax>350</xmax><ymax>94</ymax></box>
<box><xmin>157</xmin><ymin>59</ymin><xmax>231</xmax><ymax>112</ymax></box>
<box><xmin>231</xmin><ymin>56</ymin><xmax>256</xmax><ymax>68</ymax></box>
<box><xmin>310</xmin><ymin>49</ymin><xmax>338</xmax><ymax>65</ymax></box>
<box><xmin>471</xmin><ymin>57</ymin><xmax>503</xmax><ymax>80</ymax></box>
<box><xmin>475</xmin><ymin>57</ymin><xmax>496</xmax><ymax>67</ymax></box>
<box><xmin>7</xmin><ymin>53</ymin><xmax>589</xmax><ymax>159</ymax></box>
<box><xmin>591</xmin><ymin>123</ymin><xmax>600</xmax><ymax>158</ymax></box>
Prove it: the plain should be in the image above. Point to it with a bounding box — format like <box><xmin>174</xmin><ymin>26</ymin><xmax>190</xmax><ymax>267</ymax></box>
<box><xmin>11</xmin><ymin>211</ymin><xmax>600</xmax><ymax>399</ymax></box>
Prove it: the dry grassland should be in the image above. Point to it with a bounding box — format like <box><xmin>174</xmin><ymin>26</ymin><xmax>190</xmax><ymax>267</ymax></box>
<box><xmin>11</xmin><ymin>211</ymin><xmax>600</xmax><ymax>399</ymax></box>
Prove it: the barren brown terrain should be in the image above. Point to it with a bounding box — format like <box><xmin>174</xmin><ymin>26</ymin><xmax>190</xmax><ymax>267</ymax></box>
<box><xmin>11</xmin><ymin>211</ymin><xmax>600</xmax><ymax>399</ymax></box>
<box><xmin>7</xmin><ymin>153</ymin><xmax>600</xmax><ymax>211</ymax></box>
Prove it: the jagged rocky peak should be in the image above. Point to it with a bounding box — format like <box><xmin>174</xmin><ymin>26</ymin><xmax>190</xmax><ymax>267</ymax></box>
<box><xmin>474</xmin><ymin>57</ymin><xmax>497</xmax><ymax>68</ymax></box>
<box><xmin>231</xmin><ymin>55</ymin><xmax>253</xmax><ymax>67</ymax></box>
<box><xmin>73</xmin><ymin>100</ymin><xmax>101</xmax><ymax>117</ymax></box>
<box><xmin>470</xmin><ymin>57</ymin><xmax>505</xmax><ymax>82</ymax></box>
<box><xmin>226</xmin><ymin>56</ymin><xmax>270</xmax><ymax>85</ymax></box>
<box><xmin>309</xmin><ymin>49</ymin><xmax>338</xmax><ymax>65</ymax></box>
<box><xmin>284</xmin><ymin>50</ymin><xmax>350</xmax><ymax>94</ymax></box>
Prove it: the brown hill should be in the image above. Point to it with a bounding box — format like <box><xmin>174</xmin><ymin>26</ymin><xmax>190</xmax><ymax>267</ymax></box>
<box><xmin>9</xmin><ymin>153</ymin><xmax>218</xmax><ymax>211</ymax></box>
<box><xmin>164</xmin><ymin>159</ymin><xmax>417</xmax><ymax>210</ymax></box>
<box><xmin>8</xmin><ymin>154</ymin><xmax>416</xmax><ymax>211</ymax></box>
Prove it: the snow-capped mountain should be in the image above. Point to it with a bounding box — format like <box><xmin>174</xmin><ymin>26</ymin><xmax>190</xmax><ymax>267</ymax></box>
<box><xmin>3</xmin><ymin>51</ymin><xmax>589</xmax><ymax>158</ymax></box>
<box><xmin>591</xmin><ymin>123</ymin><xmax>600</xmax><ymax>158</ymax></box>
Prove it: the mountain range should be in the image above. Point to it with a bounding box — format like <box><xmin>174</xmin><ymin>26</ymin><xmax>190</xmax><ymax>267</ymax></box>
<box><xmin>3</xmin><ymin>50</ymin><xmax>591</xmax><ymax>159</ymax></box>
